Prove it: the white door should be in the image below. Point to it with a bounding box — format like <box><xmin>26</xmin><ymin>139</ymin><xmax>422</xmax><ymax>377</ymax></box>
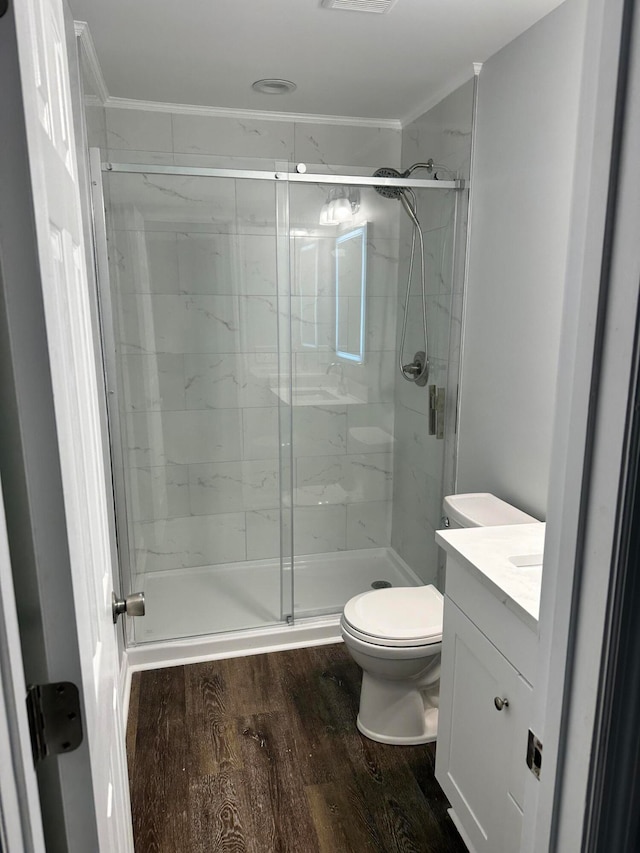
<box><xmin>521</xmin><ymin>0</ymin><xmax>635</xmax><ymax>849</ymax></box>
<box><xmin>11</xmin><ymin>1</ymin><xmax>133</xmax><ymax>849</ymax></box>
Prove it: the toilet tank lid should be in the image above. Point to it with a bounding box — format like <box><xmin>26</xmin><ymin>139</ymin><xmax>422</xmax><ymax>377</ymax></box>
<box><xmin>443</xmin><ymin>493</ymin><xmax>539</xmax><ymax>527</ymax></box>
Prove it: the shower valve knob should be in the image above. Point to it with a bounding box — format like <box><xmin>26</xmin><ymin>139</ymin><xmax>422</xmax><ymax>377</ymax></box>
<box><xmin>403</xmin><ymin>351</ymin><xmax>428</xmax><ymax>386</ymax></box>
<box><xmin>112</xmin><ymin>591</ymin><xmax>145</xmax><ymax>623</ymax></box>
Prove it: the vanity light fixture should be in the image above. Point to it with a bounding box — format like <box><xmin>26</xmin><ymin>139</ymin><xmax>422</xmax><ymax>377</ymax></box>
<box><xmin>251</xmin><ymin>78</ymin><xmax>297</xmax><ymax>94</ymax></box>
<box><xmin>319</xmin><ymin>187</ymin><xmax>361</xmax><ymax>225</ymax></box>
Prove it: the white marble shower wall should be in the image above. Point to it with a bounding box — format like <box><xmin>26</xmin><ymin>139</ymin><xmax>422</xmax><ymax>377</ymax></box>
<box><xmin>391</xmin><ymin>80</ymin><xmax>474</xmax><ymax>584</ymax></box>
<box><xmin>100</xmin><ymin>107</ymin><xmax>401</xmax><ymax>573</ymax></box>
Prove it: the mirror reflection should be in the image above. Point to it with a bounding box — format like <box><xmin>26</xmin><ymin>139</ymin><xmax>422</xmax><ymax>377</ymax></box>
<box><xmin>336</xmin><ymin>224</ymin><xmax>367</xmax><ymax>364</ymax></box>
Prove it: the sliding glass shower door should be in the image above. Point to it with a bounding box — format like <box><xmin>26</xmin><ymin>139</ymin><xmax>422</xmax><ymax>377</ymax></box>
<box><xmin>92</xmin><ymin>156</ymin><xmax>465</xmax><ymax>644</ymax></box>
<box><xmin>95</xmin><ymin>158</ymin><xmax>294</xmax><ymax>643</ymax></box>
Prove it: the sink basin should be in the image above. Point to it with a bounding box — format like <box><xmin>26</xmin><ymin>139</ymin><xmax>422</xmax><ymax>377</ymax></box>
<box><xmin>509</xmin><ymin>554</ymin><xmax>543</xmax><ymax>568</ymax></box>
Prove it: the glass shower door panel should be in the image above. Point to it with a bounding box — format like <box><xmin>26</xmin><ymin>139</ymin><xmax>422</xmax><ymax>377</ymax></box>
<box><xmin>276</xmin><ymin>175</ymin><xmax>294</xmax><ymax>623</ymax></box>
<box><xmin>288</xmin><ymin>182</ymin><xmax>402</xmax><ymax>618</ymax></box>
<box><xmin>102</xmin><ymin>171</ymin><xmax>286</xmax><ymax>642</ymax></box>
<box><xmin>288</xmin><ymin>179</ymin><xmax>462</xmax><ymax>620</ymax></box>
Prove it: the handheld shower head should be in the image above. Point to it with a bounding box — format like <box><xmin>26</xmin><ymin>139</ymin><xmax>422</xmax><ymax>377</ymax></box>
<box><xmin>372</xmin><ymin>167</ymin><xmax>421</xmax><ymax>227</ymax></box>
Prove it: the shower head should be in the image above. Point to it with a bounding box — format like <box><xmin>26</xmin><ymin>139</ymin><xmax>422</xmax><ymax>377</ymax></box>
<box><xmin>372</xmin><ymin>167</ymin><xmax>405</xmax><ymax>199</ymax></box>
<box><xmin>372</xmin><ymin>167</ymin><xmax>421</xmax><ymax>229</ymax></box>
<box><xmin>374</xmin><ymin>160</ymin><xmax>451</xmax><ymax>196</ymax></box>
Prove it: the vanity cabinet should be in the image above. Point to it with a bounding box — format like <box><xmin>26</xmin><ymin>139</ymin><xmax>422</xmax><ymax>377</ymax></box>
<box><xmin>435</xmin><ymin>553</ymin><xmax>538</xmax><ymax>853</ymax></box>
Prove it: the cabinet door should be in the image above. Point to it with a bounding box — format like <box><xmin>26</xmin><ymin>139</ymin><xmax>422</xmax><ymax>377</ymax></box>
<box><xmin>435</xmin><ymin>598</ymin><xmax>530</xmax><ymax>853</ymax></box>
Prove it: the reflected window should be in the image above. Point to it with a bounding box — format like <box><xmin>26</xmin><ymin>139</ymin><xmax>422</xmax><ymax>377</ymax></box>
<box><xmin>335</xmin><ymin>224</ymin><xmax>367</xmax><ymax>363</ymax></box>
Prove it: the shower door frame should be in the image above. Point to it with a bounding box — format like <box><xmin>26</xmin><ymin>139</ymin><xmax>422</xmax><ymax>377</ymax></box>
<box><xmin>100</xmin><ymin>160</ymin><xmax>462</xmax><ymax>190</ymax></box>
<box><xmin>90</xmin><ymin>153</ymin><xmax>463</xmax><ymax>645</ymax></box>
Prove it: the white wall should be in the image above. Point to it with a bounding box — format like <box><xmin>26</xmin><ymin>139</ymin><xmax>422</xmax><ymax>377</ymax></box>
<box><xmin>456</xmin><ymin>0</ymin><xmax>586</xmax><ymax>519</ymax></box>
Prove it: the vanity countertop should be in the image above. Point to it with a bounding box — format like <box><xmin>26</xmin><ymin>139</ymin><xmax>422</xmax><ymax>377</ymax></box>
<box><xmin>435</xmin><ymin>522</ymin><xmax>545</xmax><ymax>631</ymax></box>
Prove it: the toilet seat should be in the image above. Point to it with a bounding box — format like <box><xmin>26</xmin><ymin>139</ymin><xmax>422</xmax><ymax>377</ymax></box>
<box><xmin>342</xmin><ymin>585</ymin><xmax>443</xmax><ymax>648</ymax></box>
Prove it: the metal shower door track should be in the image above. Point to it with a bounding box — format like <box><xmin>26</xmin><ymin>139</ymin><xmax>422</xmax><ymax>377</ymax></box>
<box><xmin>101</xmin><ymin>161</ymin><xmax>464</xmax><ymax>190</ymax></box>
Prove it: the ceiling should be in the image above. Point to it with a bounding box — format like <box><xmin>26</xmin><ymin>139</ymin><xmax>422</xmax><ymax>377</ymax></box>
<box><xmin>69</xmin><ymin>0</ymin><xmax>565</xmax><ymax>122</ymax></box>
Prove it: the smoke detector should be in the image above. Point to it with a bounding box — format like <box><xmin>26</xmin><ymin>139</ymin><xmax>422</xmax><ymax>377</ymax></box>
<box><xmin>321</xmin><ymin>0</ymin><xmax>399</xmax><ymax>13</ymax></box>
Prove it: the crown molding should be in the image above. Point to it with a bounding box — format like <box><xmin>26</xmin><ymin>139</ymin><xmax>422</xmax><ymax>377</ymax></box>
<box><xmin>400</xmin><ymin>66</ymin><xmax>477</xmax><ymax>128</ymax></box>
<box><xmin>74</xmin><ymin>21</ymin><xmax>109</xmax><ymax>105</ymax></box>
<box><xmin>83</xmin><ymin>94</ymin><xmax>104</xmax><ymax>108</ymax></box>
<box><xmin>103</xmin><ymin>96</ymin><xmax>402</xmax><ymax>130</ymax></box>
<box><xmin>72</xmin><ymin>18</ymin><xmax>472</xmax><ymax>132</ymax></box>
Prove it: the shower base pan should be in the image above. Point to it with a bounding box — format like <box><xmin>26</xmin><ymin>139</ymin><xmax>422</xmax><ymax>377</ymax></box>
<box><xmin>132</xmin><ymin>547</ymin><xmax>421</xmax><ymax>645</ymax></box>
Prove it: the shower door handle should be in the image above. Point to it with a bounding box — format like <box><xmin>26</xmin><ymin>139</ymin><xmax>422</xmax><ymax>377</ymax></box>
<box><xmin>429</xmin><ymin>386</ymin><xmax>445</xmax><ymax>439</ymax></box>
<box><xmin>429</xmin><ymin>385</ymin><xmax>437</xmax><ymax>434</ymax></box>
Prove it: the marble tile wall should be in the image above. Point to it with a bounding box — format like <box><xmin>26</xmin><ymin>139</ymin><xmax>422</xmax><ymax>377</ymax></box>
<box><xmin>103</xmin><ymin>108</ymin><xmax>400</xmax><ymax>173</ymax></box>
<box><xmin>391</xmin><ymin>80</ymin><xmax>474</xmax><ymax>585</ymax></box>
<box><xmin>100</xmin><ymin>107</ymin><xmax>402</xmax><ymax>573</ymax></box>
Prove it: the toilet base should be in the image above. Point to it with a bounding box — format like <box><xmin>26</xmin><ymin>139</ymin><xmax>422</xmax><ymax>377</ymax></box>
<box><xmin>357</xmin><ymin>708</ymin><xmax>438</xmax><ymax>745</ymax></box>
<box><xmin>356</xmin><ymin>671</ymin><xmax>439</xmax><ymax>745</ymax></box>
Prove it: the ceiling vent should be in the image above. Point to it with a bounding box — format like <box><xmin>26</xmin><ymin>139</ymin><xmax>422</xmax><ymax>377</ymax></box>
<box><xmin>321</xmin><ymin>0</ymin><xmax>399</xmax><ymax>13</ymax></box>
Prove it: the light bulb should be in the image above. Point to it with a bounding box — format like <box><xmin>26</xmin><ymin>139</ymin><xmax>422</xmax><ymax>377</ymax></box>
<box><xmin>319</xmin><ymin>203</ymin><xmax>330</xmax><ymax>225</ymax></box>
<box><xmin>332</xmin><ymin>198</ymin><xmax>352</xmax><ymax>223</ymax></box>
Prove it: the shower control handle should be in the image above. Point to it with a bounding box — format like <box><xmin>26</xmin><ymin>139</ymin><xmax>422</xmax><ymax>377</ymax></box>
<box><xmin>402</xmin><ymin>350</ymin><xmax>428</xmax><ymax>387</ymax></box>
<box><xmin>112</xmin><ymin>591</ymin><xmax>145</xmax><ymax>624</ymax></box>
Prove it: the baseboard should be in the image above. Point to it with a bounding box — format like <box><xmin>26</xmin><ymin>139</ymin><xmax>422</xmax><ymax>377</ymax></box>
<box><xmin>124</xmin><ymin>614</ymin><xmax>343</xmax><ymax>675</ymax></box>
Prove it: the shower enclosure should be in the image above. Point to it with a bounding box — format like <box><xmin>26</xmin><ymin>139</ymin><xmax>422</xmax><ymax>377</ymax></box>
<box><xmin>90</xmin><ymin>152</ymin><xmax>465</xmax><ymax>646</ymax></box>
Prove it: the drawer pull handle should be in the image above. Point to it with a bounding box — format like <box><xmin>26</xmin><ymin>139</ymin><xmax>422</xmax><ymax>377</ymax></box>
<box><xmin>494</xmin><ymin>696</ymin><xmax>509</xmax><ymax>711</ymax></box>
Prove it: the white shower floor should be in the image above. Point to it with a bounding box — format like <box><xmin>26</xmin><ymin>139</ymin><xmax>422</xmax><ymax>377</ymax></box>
<box><xmin>133</xmin><ymin>547</ymin><xmax>421</xmax><ymax>644</ymax></box>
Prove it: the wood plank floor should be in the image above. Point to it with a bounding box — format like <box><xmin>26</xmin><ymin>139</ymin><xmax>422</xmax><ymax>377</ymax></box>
<box><xmin>127</xmin><ymin>643</ymin><xmax>467</xmax><ymax>853</ymax></box>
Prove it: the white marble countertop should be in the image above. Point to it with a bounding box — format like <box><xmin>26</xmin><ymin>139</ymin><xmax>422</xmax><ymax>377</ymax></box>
<box><xmin>435</xmin><ymin>522</ymin><xmax>545</xmax><ymax>630</ymax></box>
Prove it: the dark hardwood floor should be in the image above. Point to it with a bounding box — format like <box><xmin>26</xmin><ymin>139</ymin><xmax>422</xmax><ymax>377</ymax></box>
<box><xmin>127</xmin><ymin>643</ymin><xmax>467</xmax><ymax>853</ymax></box>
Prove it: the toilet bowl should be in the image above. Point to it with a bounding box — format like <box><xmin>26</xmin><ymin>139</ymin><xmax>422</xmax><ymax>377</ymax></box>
<box><xmin>341</xmin><ymin>585</ymin><xmax>443</xmax><ymax>745</ymax></box>
<box><xmin>341</xmin><ymin>492</ymin><xmax>539</xmax><ymax>745</ymax></box>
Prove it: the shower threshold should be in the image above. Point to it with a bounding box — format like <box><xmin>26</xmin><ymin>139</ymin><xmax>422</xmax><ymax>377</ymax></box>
<box><xmin>132</xmin><ymin>547</ymin><xmax>421</xmax><ymax>645</ymax></box>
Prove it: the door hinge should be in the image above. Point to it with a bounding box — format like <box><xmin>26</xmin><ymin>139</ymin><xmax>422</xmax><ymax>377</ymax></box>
<box><xmin>26</xmin><ymin>682</ymin><xmax>83</xmax><ymax>764</ymax></box>
<box><xmin>526</xmin><ymin>729</ymin><xmax>543</xmax><ymax>780</ymax></box>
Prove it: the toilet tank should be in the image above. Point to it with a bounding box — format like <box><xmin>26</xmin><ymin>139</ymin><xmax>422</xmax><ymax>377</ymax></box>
<box><xmin>442</xmin><ymin>492</ymin><xmax>539</xmax><ymax>529</ymax></box>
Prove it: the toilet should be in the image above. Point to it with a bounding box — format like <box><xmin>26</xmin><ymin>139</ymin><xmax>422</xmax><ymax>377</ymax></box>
<box><xmin>340</xmin><ymin>492</ymin><xmax>538</xmax><ymax>745</ymax></box>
